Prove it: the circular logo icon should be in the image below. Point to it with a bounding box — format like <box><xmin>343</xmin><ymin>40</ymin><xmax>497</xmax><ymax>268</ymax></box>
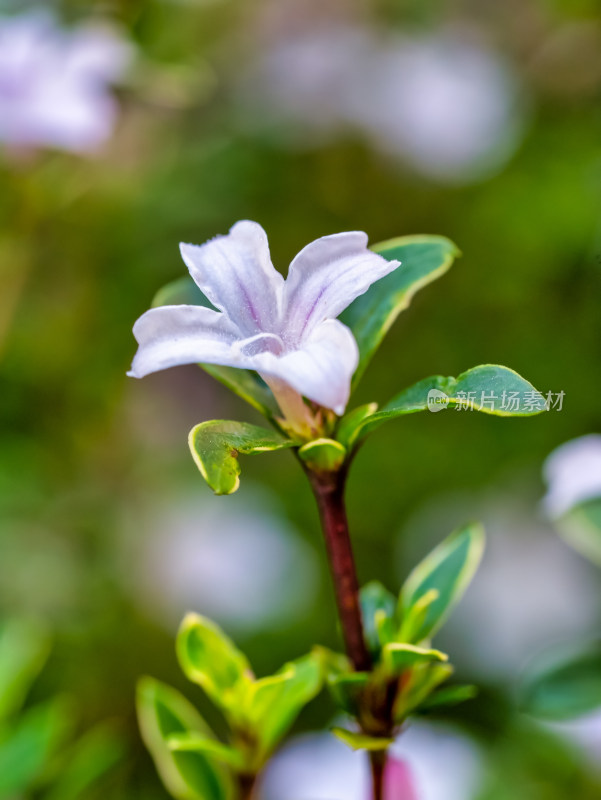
<box><xmin>427</xmin><ymin>388</ymin><xmax>449</xmax><ymax>412</ymax></box>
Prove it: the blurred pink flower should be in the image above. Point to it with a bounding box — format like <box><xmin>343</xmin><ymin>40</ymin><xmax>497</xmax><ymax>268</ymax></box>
<box><xmin>383</xmin><ymin>757</ymin><xmax>417</xmax><ymax>800</ymax></box>
<box><xmin>0</xmin><ymin>10</ymin><xmax>131</xmax><ymax>154</ymax></box>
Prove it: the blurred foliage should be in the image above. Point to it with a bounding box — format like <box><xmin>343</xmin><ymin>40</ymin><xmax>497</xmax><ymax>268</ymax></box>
<box><xmin>0</xmin><ymin>619</ymin><xmax>123</xmax><ymax>799</ymax></box>
<box><xmin>520</xmin><ymin>642</ymin><xmax>601</xmax><ymax>720</ymax></box>
<box><xmin>1</xmin><ymin>0</ymin><xmax>600</xmax><ymax>797</ymax></box>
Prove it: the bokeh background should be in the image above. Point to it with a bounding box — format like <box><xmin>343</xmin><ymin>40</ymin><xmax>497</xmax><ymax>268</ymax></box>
<box><xmin>1</xmin><ymin>0</ymin><xmax>601</xmax><ymax>797</ymax></box>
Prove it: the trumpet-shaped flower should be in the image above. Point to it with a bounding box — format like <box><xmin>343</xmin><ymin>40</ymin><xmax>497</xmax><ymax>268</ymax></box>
<box><xmin>129</xmin><ymin>221</ymin><xmax>399</xmax><ymax>434</ymax></box>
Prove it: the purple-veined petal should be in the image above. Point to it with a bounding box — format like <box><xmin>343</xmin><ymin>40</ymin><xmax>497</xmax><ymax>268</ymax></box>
<box><xmin>251</xmin><ymin>319</ymin><xmax>359</xmax><ymax>415</ymax></box>
<box><xmin>179</xmin><ymin>221</ymin><xmax>284</xmax><ymax>337</ymax></box>
<box><xmin>283</xmin><ymin>231</ymin><xmax>400</xmax><ymax>341</ymax></box>
<box><xmin>128</xmin><ymin>305</ymin><xmax>244</xmax><ymax>378</ymax></box>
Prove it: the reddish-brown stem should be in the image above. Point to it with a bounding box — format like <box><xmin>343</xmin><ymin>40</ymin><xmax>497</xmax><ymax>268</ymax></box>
<box><xmin>307</xmin><ymin>467</ymin><xmax>388</xmax><ymax>799</ymax></box>
<box><xmin>370</xmin><ymin>750</ymin><xmax>387</xmax><ymax>800</ymax></box>
<box><xmin>239</xmin><ymin>773</ymin><xmax>256</xmax><ymax>800</ymax></box>
<box><xmin>307</xmin><ymin>468</ymin><xmax>372</xmax><ymax>673</ymax></box>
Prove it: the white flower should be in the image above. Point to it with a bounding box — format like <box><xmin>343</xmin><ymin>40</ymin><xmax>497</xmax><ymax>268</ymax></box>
<box><xmin>128</xmin><ymin>221</ymin><xmax>399</xmax><ymax>430</ymax></box>
<box><xmin>543</xmin><ymin>434</ymin><xmax>601</xmax><ymax>517</ymax></box>
<box><xmin>0</xmin><ymin>10</ymin><xmax>131</xmax><ymax>154</ymax></box>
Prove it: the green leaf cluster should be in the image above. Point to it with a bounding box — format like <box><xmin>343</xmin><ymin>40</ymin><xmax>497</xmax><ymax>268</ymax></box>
<box><xmin>328</xmin><ymin>523</ymin><xmax>484</xmax><ymax>750</ymax></box>
<box><xmin>137</xmin><ymin>614</ymin><xmax>324</xmax><ymax>799</ymax></box>
<box><xmin>0</xmin><ymin>619</ymin><xmax>124</xmax><ymax>799</ymax></box>
<box><xmin>164</xmin><ymin>236</ymin><xmax>547</xmax><ymax>494</ymax></box>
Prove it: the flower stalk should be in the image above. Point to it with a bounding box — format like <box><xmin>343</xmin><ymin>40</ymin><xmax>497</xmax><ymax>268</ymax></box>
<box><xmin>369</xmin><ymin>750</ymin><xmax>387</xmax><ymax>800</ymax></box>
<box><xmin>307</xmin><ymin>467</ymin><xmax>371</xmax><ymax>673</ymax></box>
<box><xmin>239</xmin><ymin>773</ymin><xmax>257</xmax><ymax>800</ymax></box>
<box><xmin>307</xmin><ymin>464</ymin><xmax>390</xmax><ymax>799</ymax></box>
<box><xmin>263</xmin><ymin>375</ymin><xmax>321</xmax><ymax>440</ymax></box>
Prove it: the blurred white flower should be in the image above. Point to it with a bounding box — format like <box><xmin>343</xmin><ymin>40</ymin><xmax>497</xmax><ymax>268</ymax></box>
<box><xmin>259</xmin><ymin>722</ymin><xmax>482</xmax><ymax>800</ymax></box>
<box><xmin>0</xmin><ymin>10</ymin><xmax>131</xmax><ymax>154</ymax></box>
<box><xmin>246</xmin><ymin>29</ymin><xmax>369</xmax><ymax>140</ymax></box>
<box><xmin>389</xmin><ymin>723</ymin><xmax>483</xmax><ymax>800</ymax></box>
<box><xmin>246</xmin><ymin>27</ymin><xmax>525</xmax><ymax>183</ymax></box>
<box><xmin>346</xmin><ymin>35</ymin><xmax>523</xmax><ymax>183</ymax></box>
<box><xmin>259</xmin><ymin>731</ymin><xmax>367</xmax><ymax>800</ymax></box>
<box><xmin>543</xmin><ymin>434</ymin><xmax>601</xmax><ymax>517</ymax></box>
<box><xmin>129</xmin><ymin>485</ymin><xmax>319</xmax><ymax>634</ymax></box>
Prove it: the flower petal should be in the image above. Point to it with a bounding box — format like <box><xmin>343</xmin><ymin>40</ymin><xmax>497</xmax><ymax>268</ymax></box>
<box><xmin>283</xmin><ymin>231</ymin><xmax>400</xmax><ymax>341</ymax></box>
<box><xmin>252</xmin><ymin>319</ymin><xmax>359</xmax><ymax>414</ymax></box>
<box><xmin>179</xmin><ymin>221</ymin><xmax>284</xmax><ymax>337</ymax></box>
<box><xmin>128</xmin><ymin>305</ymin><xmax>243</xmax><ymax>378</ymax></box>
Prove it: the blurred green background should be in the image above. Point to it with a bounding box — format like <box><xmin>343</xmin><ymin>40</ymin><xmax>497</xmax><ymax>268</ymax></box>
<box><xmin>1</xmin><ymin>0</ymin><xmax>601</xmax><ymax>797</ymax></box>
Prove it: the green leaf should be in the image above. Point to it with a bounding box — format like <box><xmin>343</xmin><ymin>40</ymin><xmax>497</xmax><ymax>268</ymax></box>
<box><xmin>328</xmin><ymin>672</ymin><xmax>370</xmax><ymax>716</ymax></box>
<box><xmin>520</xmin><ymin>645</ymin><xmax>601</xmax><ymax>720</ymax></box>
<box><xmin>152</xmin><ymin>275</ymin><xmax>210</xmax><ymax>309</ymax></box>
<box><xmin>349</xmin><ymin>366</ymin><xmax>547</xmax><ymax>443</ymax></box>
<box><xmin>245</xmin><ymin>653</ymin><xmax>324</xmax><ymax>762</ymax></box>
<box><xmin>382</xmin><ymin>643</ymin><xmax>448</xmax><ymax>675</ymax></box>
<box><xmin>417</xmin><ymin>684</ymin><xmax>477</xmax><ymax>711</ymax></box>
<box><xmin>168</xmin><ymin>734</ymin><xmax>246</xmax><ymax>772</ymax></box>
<box><xmin>336</xmin><ymin>403</ymin><xmax>378</xmax><ymax>450</ymax></box>
<box><xmin>340</xmin><ymin>235</ymin><xmax>459</xmax><ymax>387</ymax></box>
<box><xmin>331</xmin><ymin>727</ymin><xmax>394</xmax><ymax>752</ymax></box>
<box><xmin>202</xmin><ymin>366</ymin><xmax>279</xmax><ymax>418</ymax></box>
<box><xmin>398</xmin><ymin>663</ymin><xmax>454</xmax><ymax>718</ymax></box>
<box><xmin>45</xmin><ymin>722</ymin><xmax>125</xmax><ymax>800</ymax></box>
<box><xmin>298</xmin><ymin>439</ymin><xmax>346</xmax><ymax>473</ymax></box>
<box><xmin>152</xmin><ymin>277</ymin><xmax>278</xmax><ymax>417</ymax></box>
<box><xmin>188</xmin><ymin>420</ymin><xmax>295</xmax><ymax>495</ymax></box>
<box><xmin>397</xmin><ymin>589</ymin><xmax>440</xmax><ymax>644</ymax></box>
<box><xmin>176</xmin><ymin>614</ymin><xmax>253</xmax><ymax>715</ymax></box>
<box><xmin>556</xmin><ymin>498</ymin><xmax>601</xmax><ymax>568</ymax></box>
<box><xmin>0</xmin><ymin>619</ymin><xmax>51</xmax><ymax>721</ymax></box>
<box><xmin>375</xmin><ymin>612</ymin><xmax>397</xmax><ymax>652</ymax></box>
<box><xmin>400</xmin><ymin>522</ymin><xmax>485</xmax><ymax>642</ymax></box>
<box><xmin>136</xmin><ymin>677</ymin><xmax>233</xmax><ymax>800</ymax></box>
<box><xmin>359</xmin><ymin>582</ymin><xmax>396</xmax><ymax>656</ymax></box>
<box><xmin>0</xmin><ymin>698</ymin><xmax>72</xmax><ymax>796</ymax></box>
<box><xmin>314</xmin><ymin>646</ymin><xmax>352</xmax><ymax>678</ymax></box>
